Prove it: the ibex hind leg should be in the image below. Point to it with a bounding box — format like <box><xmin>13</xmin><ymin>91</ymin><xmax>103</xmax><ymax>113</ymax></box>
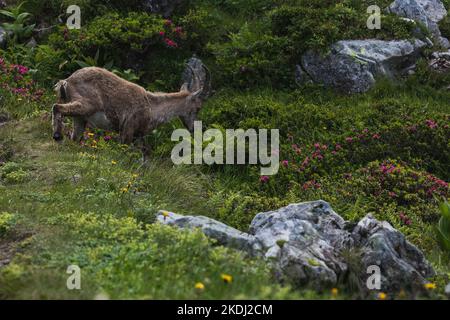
<box><xmin>71</xmin><ymin>117</ymin><xmax>87</xmax><ymax>142</ymax></box>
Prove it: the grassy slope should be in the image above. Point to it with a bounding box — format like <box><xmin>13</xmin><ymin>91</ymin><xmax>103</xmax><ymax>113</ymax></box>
<box><xmin>0</xmin><ymin>117</ymin><xmax>310</xmax><ymax>299</ymax></box>
<box><xmin>0</xmin><ymin>82</ymin><xmax>449</xmax><ymax>299</ymax></box>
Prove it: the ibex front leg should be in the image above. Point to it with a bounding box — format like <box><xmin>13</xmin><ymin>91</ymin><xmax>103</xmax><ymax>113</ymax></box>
<box><xmin>52</xmin><ymin>100</ymin><xmax>94</xmax><ymax>142</ymax></box>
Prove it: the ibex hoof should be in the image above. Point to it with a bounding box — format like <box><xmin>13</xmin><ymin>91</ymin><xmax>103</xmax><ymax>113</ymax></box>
<box><xmin>53</xmin><ymin>132</ymin><xmax>63</xmax><ymax>141</ymax></box>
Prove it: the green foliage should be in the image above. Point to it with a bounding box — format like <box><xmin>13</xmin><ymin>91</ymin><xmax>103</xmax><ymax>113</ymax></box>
<box><xmin>0</xmin><ymin>212</ymin><xmax>16</xmax><ymax>237</ymax></box>
<box><xmin>437</xmin><ymin>201</ymin><xmax>450</xmax><ymax>251</ymax></box>
<box><xmin>0</xmin><ymin>162</ymin><xmax>30</xmax><ymax>184</ymax></box>
<box><xmin>208</xmin><ymin>22</ymin><xmax>293</xmax><ymax>88</ymax></box>
<box><xmin>209</xmin><ymin>191</ymin><xmax>288</xmax><ymax>230</ymax></box>
<box><xmin>270</xmin><ymin>2</ymin><xmax>416</xmax><ymax>58</ymax></box>
<box><xmin>23</xmin><ymin>0</ymin><xmax>143</xmax><ymax>22</ymax></box>
<box><xmin>48</xmin><ymin>12</ymin><xmax>183</xmax><ymax>74</ymax></box>
<box><xmin>0</xmin><ymin>2</ymin><xmax>35</xmax><ymax>44</ymax></box>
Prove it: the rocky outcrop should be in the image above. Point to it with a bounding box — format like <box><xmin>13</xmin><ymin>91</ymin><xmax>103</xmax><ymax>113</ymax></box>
<box><xmin>297</xmin><ymin>39</ymin><xmax>426</xmax><ymax>94</ymax></box>
<box><xmin>388</xmin><ymin>0</ymin><xmax>449</xmax><ymax>48</ymax></box>
<box><xmin>156</xmin><ymin>211</ymin><xmax>257</xmax><ymax>253</ymax></box>
<box><xmin>157</xmin><ymin>201</ymin><xmax>435</xmax><ymax>293</ymax></box>
<box><xmin>142</xmin><ymin>0</ymin><xmax>184</xmax><ymax>18</ymax></box>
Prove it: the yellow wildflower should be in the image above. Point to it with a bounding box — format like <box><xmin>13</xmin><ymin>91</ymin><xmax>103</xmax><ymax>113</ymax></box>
<box><xmin>195</xmin><ymin>282</ymin><xmax>205</xmax><ymax>291</ymax></box>
<box><xmin>424</xmin><ymin>283</ymin><xmax>436</xmax><ymax>290</ymax></box>
<box><xmin>161</xmin><ymin>211</ymin><xmax>170</xmax><ymax>218</ymax></box>
<box><xmin>221</xmin><ymin>274</ymin><xmax>233</xmax><ymax>284</ymax></box>
<box><xmin>377</xmin><ymin>292</ymin><xmax>387</xmax><ymax>300</ymax></box>
<box><xmin>111</xmin><ymin>160</ymin><xmax>117</xmax><ymax>165</ymax></box>
<box><xmin>88</xmin><ymin>132</ymin><xmax>95</xmax><ymax>137</ymax></box>
<box><xmin>331</xmin><ymin>288</ymin><xmax>339</xmax><ymax>297</ymax></box>
<box><xmin>120</xmin><ymin>187</ymin><xmax>129</xmax><ymax>193</ymax></box>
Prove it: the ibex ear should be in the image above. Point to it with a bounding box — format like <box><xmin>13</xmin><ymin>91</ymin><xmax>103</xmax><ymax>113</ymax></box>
<box><xmin>180</xmin><ymin>83</ymin><xmax>189</xmax><ymax>92</ymax></box>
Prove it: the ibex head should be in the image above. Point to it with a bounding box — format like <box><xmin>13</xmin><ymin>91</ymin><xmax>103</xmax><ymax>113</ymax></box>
<box><xmin>177</xmin><ymin>63</ymin><xmax>212</xmax><ymax>132</ymax></box>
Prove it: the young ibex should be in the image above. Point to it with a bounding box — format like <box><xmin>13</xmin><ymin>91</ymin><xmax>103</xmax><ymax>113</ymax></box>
<box><xmin>52</xmin><ymin>60</ymin><xmax>211</xmax><ymax>158</ymax></box>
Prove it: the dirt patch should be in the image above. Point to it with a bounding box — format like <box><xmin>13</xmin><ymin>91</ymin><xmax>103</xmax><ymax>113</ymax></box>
<box><xmin>0</xmin><ymin>233</ymin><xmax>31</xmax><ymax>268</ymax></box>
<box><xmin>0</xmin><ymin>140</ymin><xmax>14</xmax><ymax>164</ymax></box>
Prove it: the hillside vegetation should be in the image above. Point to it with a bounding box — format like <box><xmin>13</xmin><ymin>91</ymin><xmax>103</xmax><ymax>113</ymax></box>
<box><xmin>0</xmin><ymin>0</ymin><xmax>449</xmax><ymax>299</ymax></box>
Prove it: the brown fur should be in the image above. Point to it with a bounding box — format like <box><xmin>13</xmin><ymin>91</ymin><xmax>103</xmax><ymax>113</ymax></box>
<box><xmin>52</xmin><ymin>66</ymin><xmax>210</xmax><ymax>158</ymax></box>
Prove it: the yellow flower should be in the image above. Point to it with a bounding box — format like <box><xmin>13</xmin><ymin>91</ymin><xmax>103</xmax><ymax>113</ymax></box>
<box><xmin>195</xmin><ymin>282</ymin><xmax>205</xmax><ymax>291</ymax></box>
<box><xmin>331</xmin><ymin>288</ymin><xmax>339</xmax><ymax>297</ymax></box>
<box><xmin>111</xmin><ymin>160</ymin><xmax>117</xmax><ymax>165</ymax></box>
<box><xmin>132</xmin><ymin>174</ymin><xmax>139</xmax><ymax>179</ymax></box>
<box><xmin>161</xmin><ymin>211</ymin><xmax>170</xmax><ymax>218</ymax></box>
<box><xmin>120</xmin><ymin>187</ymin><xmax>129</xmax><ymax>193</ymax></box>
<box><xmin>88</xmin><ymin>133</ymin><xmax>95</xmax><ymax>137</ymax></box>
<box><xmin>424</xmin><ymin>283</ymin><xmax>436</xmax><ymax>290</ymax></box>
<box><xmin>377</xmin><ymin>292</ymin><xmax>387</xmax><ymax>300</ymax></box>
<box><xmin>221</xmin><ymin>274</ymin><xmax>233</xmax><ymax>284</ymax></box>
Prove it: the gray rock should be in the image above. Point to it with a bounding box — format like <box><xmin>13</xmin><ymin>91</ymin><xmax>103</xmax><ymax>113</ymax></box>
<box><xmin>295</xmin><ymin>64</ymin><xmax>312</xmax><ymax>86</ymax></box>
<box><xmin>26</xmin><ymin>37</ymin><xmax>37</xmax><ymax>48</ymax></box>
<box><xmin>0</xmin><ymin>27</ymin><xmax>7</xmax><ymax>49</ymax></box>
<box><xmin>142</xmin><ymin>0</ymin><xmax>184</xmax><ymax>18</ymax></box>
<box><xmin>352</xmin><ymin>215</ymin><xmax>435</xmax><ymax>292</ymax></box>
<box><xmin>156</xmin><ymin>211</ymin><xmax>256</xmax><ymax>252</ymax></box>
<box><xmin>299</xmin><ymin>39</ymin><xmax>426</xmax><ymax>93</ymax></box>
<box><xmin>156</xmin><ymin>200</ymin><xmax>434</xmax><ymax>293</ymax></box>
<box><xmin>181</xmin><ymin>56</ymin><xmax>208</xmax><ymax>92</ymax></box>
<box><xmin>250</xmin><ymin>201</ymin><xmax>352</xmax><ymax>288</ymax></box>
<box><xmin>388</xmin><ymin>0</ymin><xmax>449</xmax><ymax>48</ymax></box>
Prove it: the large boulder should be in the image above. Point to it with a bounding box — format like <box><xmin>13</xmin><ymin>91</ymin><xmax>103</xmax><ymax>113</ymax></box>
<box><xmin>388</xmin><ymin>0</ymin><xmax>449</xmax><ymax>48</ymax></box>
<box><xmin>157</xmin><ymin>200</ymin><xmax>435</xmax><ymax>293</ymax></box>
<box><xmin>297</xmin><ymin>39</ymin><xmax>426</xmax><ymax>94</ymax></box>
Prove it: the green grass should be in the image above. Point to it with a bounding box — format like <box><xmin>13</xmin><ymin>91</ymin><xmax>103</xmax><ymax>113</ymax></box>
<box><xmin>0</xmin><ymin>115</ymin><xmax>305</xmax><ymax>299</ymax></box>
<box><xmin>0</xmin><ymin>79</ymin><xmax>449</xmax><ymax>299</ymax></box>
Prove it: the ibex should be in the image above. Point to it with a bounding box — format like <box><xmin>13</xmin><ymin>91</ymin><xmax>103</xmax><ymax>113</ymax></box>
<box><xmin>52</xmin><ymin>59</ymin><xmax>211</xmax><ymax>158</ymax></box>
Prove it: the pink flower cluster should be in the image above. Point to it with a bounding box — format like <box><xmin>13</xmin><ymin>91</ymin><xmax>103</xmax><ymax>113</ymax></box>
<box><xmin>425</xmin><ymin>119</ymin><xmax>438</xmax><ymax>129</ymax></box>
<box><xmin>399</xmin><ymin>212</ymin><xmax>412</xmax><ymax>226</ymax></box>
<box><xmin>380</xmin><ymin>163</ymin><xmax>398</xmax><ymax>175</ymax></box>
<box><xmin>158</xmin><ymin>19</ymin><xmax>185</xmax><ymax>49</ymax></box>
<box><xmin>0</xmin><ymin>57</ymin><xmax>43</xmax><ymax>101</ymax></box>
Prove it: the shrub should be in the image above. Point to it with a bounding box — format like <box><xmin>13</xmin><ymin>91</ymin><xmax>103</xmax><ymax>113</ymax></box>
<box><xmin>24</xmin><ymin>0</ymin><xmax>143</xmax><ymax>22</ymax></box>
<box><xmin>208</xmin><ymin>23</ymin><xmax>293</xmax><ymax>88</ymax></box>
<box><xmin>0</xmin><ymin>55</ymin><xmax>44</xmax><ymax>101</ymax></box>
<box><xmin>269</xmin><ymin>2</ymin><xmax>416</xmax><ymax>58</ymax></box>
<box><xmin>0</xmin><ymin>212</ymin><xmax>16</xmax><ymax>237</ymax></box>
<box><xmin>47</xmin><ymin>12</ymin><xmax>186</xmax><ymax>78</ymax></box>
<box><xmin>0</xmin><ymin>2</ymin><xmax>35</xmax><ymax>44</ymax></box>
<box><xmin>0</xmin><ymin>162</ymin><xmax>30</xmax><ymax>184</ymax></box>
